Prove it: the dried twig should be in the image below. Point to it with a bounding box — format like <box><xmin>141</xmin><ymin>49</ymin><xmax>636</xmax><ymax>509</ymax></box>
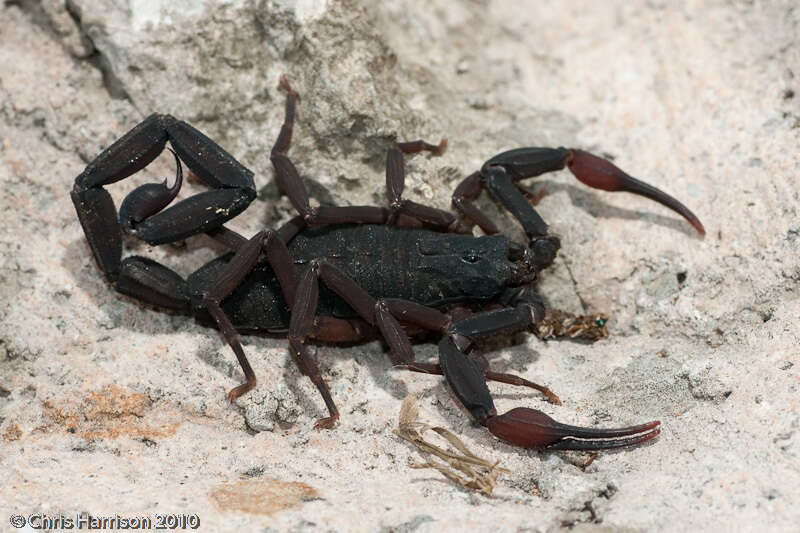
<box><xmin>394</xmin><ymin>395</ymin><xmax>510</xmax><ymax>495</ymax></box>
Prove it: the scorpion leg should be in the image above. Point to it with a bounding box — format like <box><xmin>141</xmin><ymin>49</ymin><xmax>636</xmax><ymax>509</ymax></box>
<box><xmin>452</xmin><ymin>171</ymin><xmax>500</xmax><ymax>235</ymax></box>
<box><xmin>287</xmin><ymin>262</ymin><xmax>342</xmax><ymax>429</ymax></box>
<box><xmin>384</xmin><ymin>139</ymin><xmax>472</xmax><ymax>233</ymax></box>
<box><xmin>271</xmin><ymin>76</ymin><xmax>395</xmax><ymax>226</ymax></box>
<box><xmin>271</xmin><ymin>76</ymin><xmax>469</xmax><ymax>231</ymax></box>
<box><xmin>437</xmin><ymin>295</ymin><xmax>660</xmax><ymax>450</ymax></box>
<box><xmin>286</xmin><ymin>261</ymin><xmax>441</xmax><ymax>427</ymax></box>
<box><xmin>381</xmin><ymin>299</ymin><xmax>560</xmax><ymax>403</ymax></box>
<box><xmin>199</xmin><ymin>230</ymin><xmax>299</xmax><ymax>401</ymax></box>
<box><xmin>272</xmin><ymin>142</ymin><xmax>391</xmax><ymax>225</ymax></box>
<box><xmin>400</xmin><ymin>357</ymin><xmax>561</xmax><ymax>405</ymax></box>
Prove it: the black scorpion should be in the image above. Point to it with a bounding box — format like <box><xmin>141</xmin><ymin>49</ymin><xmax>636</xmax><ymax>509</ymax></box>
<box><xmin>71</xmin><ymin>76</ymin><xmax>705</xmax><ymax>451</ymax></box>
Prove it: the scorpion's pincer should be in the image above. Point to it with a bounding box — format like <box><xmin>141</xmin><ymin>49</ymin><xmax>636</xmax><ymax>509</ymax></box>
<box><xmin>484</xmin><ymin>407</ymin><xmax>661</xmax><ymax>451</ymax></box>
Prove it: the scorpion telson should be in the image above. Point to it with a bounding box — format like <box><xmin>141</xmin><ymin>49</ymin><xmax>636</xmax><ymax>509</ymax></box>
<box><xmin>72</xmin><ymin>75</ymin><xmax>704</xmax><ymax>451</ymax></box>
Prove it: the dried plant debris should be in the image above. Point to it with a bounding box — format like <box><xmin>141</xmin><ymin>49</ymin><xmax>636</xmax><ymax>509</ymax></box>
<box><xmin>534</xmin><ymin>310</ymin><xmax>609</xmax><ymax>341</ymax></box>
<box><xmin>394</xmin><ymin>395</ymin><xmax>510</xmax><ymax>495</ymax></box>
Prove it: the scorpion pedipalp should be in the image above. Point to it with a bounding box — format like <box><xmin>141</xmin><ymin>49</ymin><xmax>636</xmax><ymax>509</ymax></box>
<box><xmin>119</xmin><ymin>148</ymin><xmax>183</xmax><ymax>231</ymax></box>
<box><xmin>454</xmin><ymin>146</ymin><xmax>706</xmax><ymax>244</ymax></box>
<box><xmin>484</xmin><ymin>407</ymin><xmax>661</xmax><ymax>451</ymax></box>
<box><xmin>436</xmin><ymin>298</ymin><xmax>660</xmax><ymax>451</ymax></box>
<box><xmin>566</xmin><ymin>149</ymin><xmax>706</xmax><ymax>236</ymax></box>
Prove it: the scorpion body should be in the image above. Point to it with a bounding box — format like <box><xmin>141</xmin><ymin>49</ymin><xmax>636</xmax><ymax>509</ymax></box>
<box><xmin>71</xmin><ymin>76</ymin><xmax>704</xmax><ymax>451</ymax></box>
<box><xmin>188</xmin><ymin>224</ymin><xmax>515</xmax><ymax>333</ymax></box>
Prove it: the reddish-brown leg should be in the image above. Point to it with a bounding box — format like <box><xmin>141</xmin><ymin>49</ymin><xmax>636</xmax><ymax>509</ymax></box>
<box><xmin>272</xmin><ymin>76</ymin><xmax>473</xmax><ymax>235</ymax></box>
<box><xmin>385</xmin><ymin>139</ymin><xmax>471</xmax><ymax>233</ymax></box>
<box><xmin>452</xmin><ymin>171</ymin><xmax>500</xmax><ymax>235</ymax></box>
<box><xmin>361</xmin><ymin>298</ymin><xmax>561</xmax><ymax>403</ymax></box>
<box><xmin>517</xmin><ymin>184</ymin><xmax>548</xmax><ymax>205</ymax></box>
<box><xmin>286</xmin><ymin>258</ymin><xmax>439</xmax><ymax>428</ymax></box>
<box><xmin>287</xmin><ymin>263</ymin><xmax>339</xmax><ymax>429</ymax></box>
<box><xmin>399</xmin><ymin>361</ymin><xmax>561</xmax><ymax>405</ymax></box>
<box><xmin>201</xmin><ymin>230</ymin><xmax>299</xmax><ymax>401</ymax></box>
<box><xmin>270</xmin><ymin>77</ymin><xmax>394</xmax><ymax>227</ymax></box>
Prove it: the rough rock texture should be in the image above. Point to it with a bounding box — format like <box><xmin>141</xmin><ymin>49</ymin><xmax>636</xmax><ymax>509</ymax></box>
<box><xmin>1</xmin><ymin>0</ymin><xmax>798</xmax><ymax>530</ymax></box>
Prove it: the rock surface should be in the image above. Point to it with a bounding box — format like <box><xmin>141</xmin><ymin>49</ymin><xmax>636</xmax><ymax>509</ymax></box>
<box><xmin>1</xmin><ymin>0</ymin><xmax>798</xmax><ymax>530</ymax></box>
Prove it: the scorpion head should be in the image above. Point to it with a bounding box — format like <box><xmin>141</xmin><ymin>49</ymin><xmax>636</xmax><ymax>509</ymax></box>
<box><xmin>416</xmin><ymin>230</ymin><xmax>558</xmax><ymax>302</ymax></box>
<box><xmin>417</xmin><ymin>232</ymin><xmax>520</xmax><ymax>301</ymax></box>
<box><xmin>506</xmin><ymin>235</ymin><xmax>561</xmax><ymax>287</ymax></box>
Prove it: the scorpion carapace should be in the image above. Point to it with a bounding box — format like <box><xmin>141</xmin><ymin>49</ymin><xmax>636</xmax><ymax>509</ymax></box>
<box><xmin>71</xmin><ymin>75</ymin><xmax>704</xmax><ymax>452</ymax></box>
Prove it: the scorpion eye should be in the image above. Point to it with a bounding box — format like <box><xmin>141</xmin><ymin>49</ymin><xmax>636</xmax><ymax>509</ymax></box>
<box><xmin>595</xmin><ymin>318</ymin><xmax>606</xmax><ymax>327</ymax></box>
<box><xmin>462</xmin><ymin>250</ymin><xmax>480</xmax><ymax>263</ymax></box>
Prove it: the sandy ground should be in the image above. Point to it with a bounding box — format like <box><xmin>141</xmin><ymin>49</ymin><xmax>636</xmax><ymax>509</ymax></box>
<box><xmin>1</xmin><ymin>0</ymin><xmax>799</xmax><ymax>531</ymax></box>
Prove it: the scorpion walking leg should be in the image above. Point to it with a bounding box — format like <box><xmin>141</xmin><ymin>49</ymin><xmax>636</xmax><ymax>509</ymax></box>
<box><xmin>288</xmin><ymin>262</ymin><xmax>342</xmax><ymax>429</ymax></box>
<box><xmin>285</xmin><ymin>261</ymin><xmax>444</xmax><ymax>427</ymax></box>
<box><xmin>271</xmin><ymin>76</ymin><xmax>471</xmax><ymax>231</ymax></box>
<box><xmin>200</xmin><ymin>230</ymin><xmax>299</xmax><ymax>401</ymax></box>
<box><xmin>271</xmin><ymin>76</ymin><xmax>395</xmax><ymax>226</ymax></box>
<box><xmin>380</xmin><ymin>299</ymin><xmax>560</xmax><ymax>403</ymax></box>
<box><xmin>384</xmin><ymin>139</ymin><xmax>472</xmax><ymax>233</ymax></box>
<box><xmin>452</xmin><ymin>171</ymin><xmax>500</xmax><ymax>235</ymax></box>
<box><xmin>399</xmin><ymin>357</ymin><xmax>561</xmax><ymax>405</ymax></box>
<box><xmin>294</xmin><ymin>262</ymin><xmax>414</xmax><ymax>365</ymax></box>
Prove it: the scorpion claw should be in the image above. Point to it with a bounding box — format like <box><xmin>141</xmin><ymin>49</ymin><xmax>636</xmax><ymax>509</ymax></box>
<box><xmin>566</xmin><ymin>149</ymin><xmax>705</xmax><ymax>236</ymax></box>
<box><xmin>484</xmin><ymin>407</ymin><xmax>660</xmax><ymax>450</ymax></box>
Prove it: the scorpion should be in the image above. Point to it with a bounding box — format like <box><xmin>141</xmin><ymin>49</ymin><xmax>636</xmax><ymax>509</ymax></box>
<box><xmin>71</xmin><ymin>76</ymin><xmax>705</xmax><ymax>452</ymax></box>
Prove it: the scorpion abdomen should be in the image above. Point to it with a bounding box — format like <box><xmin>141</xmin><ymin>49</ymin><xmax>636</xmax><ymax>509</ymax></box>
<box><xmin>187</xmin><ymin>224</ymin><xmax>513</xmax><ymax>331</ymax></box>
